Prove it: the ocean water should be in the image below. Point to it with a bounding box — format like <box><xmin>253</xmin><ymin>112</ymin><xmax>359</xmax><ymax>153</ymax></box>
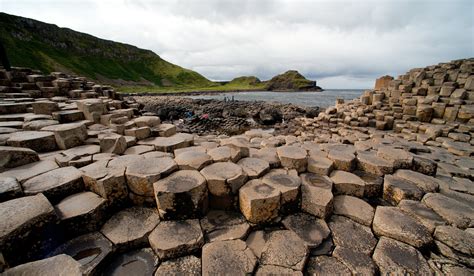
<box><xmin>185</xmin><ymin>89</ymin><xmax>366</xmax><ymax>108</ymax></box>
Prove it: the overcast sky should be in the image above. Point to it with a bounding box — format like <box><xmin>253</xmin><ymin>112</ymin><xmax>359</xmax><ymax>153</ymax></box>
<box><xmin>1</xmin><ymin>0</ymin><xmax>473</xmax><ymax>88</ymax></box>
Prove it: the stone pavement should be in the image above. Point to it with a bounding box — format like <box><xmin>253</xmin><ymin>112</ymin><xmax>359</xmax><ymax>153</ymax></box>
<box><xmin>0</xmin><ymin>60</ymin><xmax>473</xmax><ymax>275</ymax></box>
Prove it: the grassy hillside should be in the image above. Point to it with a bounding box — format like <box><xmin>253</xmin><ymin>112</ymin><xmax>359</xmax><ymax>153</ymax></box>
<box><xmin>0</xmin><ymin>12</ymin><xmax>211</xmax><ymax>87</ymax></box>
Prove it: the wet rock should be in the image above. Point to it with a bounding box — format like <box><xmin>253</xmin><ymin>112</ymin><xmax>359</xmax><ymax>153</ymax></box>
<box><xmin>373</xmin><ymin>206</ymin><xmax>432</xmax><ymax>248</ymax></box>
<box><xmin>237</xmin><ymin>157</ymin><xmax>270</xmax><ymax>179</ymax></box>
<box><xmin>383</xmin><ymin>174</ymin><xmax>424</xmax><ymax>205</ymax></box>
<box><xmin>48</xmin><ymin>232</ymin><xmax>113</xmax><ymax>275</ymax></box>
<box><xmin>373</xmin><ymin>237</ymin><xmax>432</xmax><ymax>275</ymax></box>
<box><xmin>102</xmin><ymin>248</ymin><xmax>159</xmax><ymax>276</ymax></box>
<box><xmin>42</xmin><ymin>122</ymin><xmax>88</xmax><ymax>149</ymax></box>
<box><xmin>22</xmin><ymin>166</ymin><xmax>84</xmax><ymax>204</ymax></box>
<box><xmin>330</xmin><ymin>170</ymin><xmax>366</xmax><ymax>197</ymax></box>
<box><xmin>200</xmin><ymin>210</ymin><xmax>250</xmax><ymax>242</ymax></box>
<box><xmin>332</xmin><ymin>246</ymin><xmax>376</xmax><ymax>275</ymax></box>
<box><xmin>329</xmin><ymin>215</ymin><xmax>377</xmax><ymax>254</ymax></box>
<box><xmin>305</xmin><ymin>256</ymin><xmax>351</xmax><ymax>276</ymax></box>
<box><xmin>125</xmin><ymin>157</ymin><xmax>177</xmax><ymax>197</ymax></box>
<box><xmin>277</xmin><ymin>145</ymin><xmax>307</xmax><ymax>172</ymax></box>
<box><xmin>260</xmin><ymin>230</ymin><xmax>308</xmax><ymax>271</ymax></box>
<box><xmin>153</xmin><ymin>170</ymin><xmax>208</xmax><ymax>220</ymax></box>
<box><xmin>155</xmin><ymin>255</ymin><xmax>201</xmax><ymax>276</ymax></box>
<box><xmin>101</xmin><ymin>207</ymin><xmax>160</xmax><ymax>250</ymax></box>
<box><xmin>398</xmin><ymin>199</ymin><xmax>446</xmax><ymax>233</ymax></box>
<box><xmin>422</xmin><ymin>193</ymin><xmax>474</xmax><ymax>229</ymax></box>
<box><xmin>2</xmin><ymin>254</ymin><xmax>81</xmax><ymax>276</ymax></box>
<box><xmin>7</xmin><ymin>131</ymin><xmax>57</xmax><ymax>152</ymax></box>
<box><xmin>282</xmin><ymin>212</ymin><xmax>330</xmax><ymax>248</ymax></box>
<box><xmin>300</xmin><ymin>173</ymin><xmax>333</xmax><ymax>219</ymax></box>
<box><xmin>0</xmin><ymin>146</ymin><xmax>39</xmax><ymax>169</ymax></box>
<box><xmin>239</xmin><ymin>179</ymin><xmax>280</xmax><ymax>224</ymax></box>
<box><xmin>333</xmin><ymin>195</ymin><xmax>374</xmax><ymax>226</ymax></box>
<box><xmin>175</xmin><ymin>150</ymin><xmax>212</xmax><ymax>170</ymax></box>
<box><xmin>202</xmin><ymin>239</ymin><xmax>257</xmax><ymax>275</ymax></box>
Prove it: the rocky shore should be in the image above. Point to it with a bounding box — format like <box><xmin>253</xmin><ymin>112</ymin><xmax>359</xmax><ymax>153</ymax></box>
<box><xmin>0</xmin><ymin>58</ymin><xmax>473</xmax><ymax>275</ymax></box>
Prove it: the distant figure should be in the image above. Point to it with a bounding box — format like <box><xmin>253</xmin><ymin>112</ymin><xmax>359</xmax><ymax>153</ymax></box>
<box><xmin>232</xmin><ymin>96</ymin><xmax>235</xmax><ymax>102</ymax></box>
<box><xmin>0</xmin><ymin>41</ymin><xmax>11</xmax><ymax>71</ymax></box>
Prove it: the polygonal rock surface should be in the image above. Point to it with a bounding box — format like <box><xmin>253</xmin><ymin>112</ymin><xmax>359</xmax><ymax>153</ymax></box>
<box><xmin>0</xmin><ymin>146</ymin><xmax>39</xmax><ymax>169</ymax></box>
<box><xmin>250</xmin><ymin>147</ymin><xmax>280</xmax><ymax>168</ymax></box>
<box><xmin>23</xmin><ymin>119</ymin><xmax>59</xmax><ymax>130</ymax></box>
<box><xmin>0</xmin><ymin>160</ymin><xmax>59</xmax><ymax>183</ymax></box>
<box><xmin>155</xmin><ymin>255</ymin><xmax>201</xmax><ymax>276</ymax></box>
<box><xmin>102</xmin><ymin>248</ymin><xmax>159</xmax><ymax>276</ymax></box>
<box><xmin>7</xmin><ymin>131</ymin><xmax>57</xmax><ymax>152</ymax></box>
<box><xmin>422</xmin><ymin>193</ymin><xmax>474</xmax><ymax>229</ymax></box>
<box><xmin>262</xmin><ymin>171</ymin><xmax>301</xmax><ymax>212</ymax></box>
<box><xmin>138</xmin><ymin>134</ymin><xmax>189</xmax><ymax>152</ymax></box>
<box><xmin>22</xmin><ymin>166</ymin><xmax>84</xmax><ymax>203</ymax></box>
<box><xmin>54</xmin><ymin>191</ymin><xmax>107</xmax><ymax>235</ymax></box>
<box><xmin>332</xmin><ymin>246</ymin><xmax>376</xmax><ymax>275</ymax></box>
<box><xmin>42</xmin><ymin>122</ymin><xmax>88</xmax><ymax>149</ymax></box>
<box><xmin>48</xmin><ymin>232</ymin><xmax>113</xmax><ymax>275</ymax></box>
<box><xmin>300</xmin><ymin>173</ymin><xmax>333</xmax><ymax>219</ymax></box>
<box><xmin>149</xmin><ymin>219</ymin><xmax>204</xmax><ymax>260</ymax></box>
<box><xmin>239</xmin><ymin>179</ymin><xmax>280</xmax><ymax>224</ymax></box>
<box><xmin>327</xmin><ymin>150</ymin><xmax>355</xmax><ymax>171</ymax></box>
<box><xmin>200</xmin><ymin>210</ymin><xmax>250</xmax><ymax>242</ymax></box>
<box><xmin>99</xmin><ymin>133</ymin><xmax>127</xmax><ymax>154</ymax></box>
<box><xmin>81</xmin><ymin>160</ymin><xmax>128</xmax><ymax>203</ymax></box>
<box><xmin>306</xmin><ymin>256</ymin><xmax>351</xmax><ymax>276</ymax></box>
<box><xmin>373</xmin><ymin>237</ymin><xmax>432</xmax><ymax>275</ymax></box>
<box><xmin>207</xmin><ymin>146</ymin><xmax>240</xmax><ymax>162</ymax></box>
<box><xmin>155</xmin><ymin>123</ymin><xmax>176</xmax><ymax>137</ymax></box>
<box><xmin>377</xmin><ymin>146</ymin><xmax>413</xmax><ymax>169</ymax></box>
<box><xmin>126</xmin><ymin>157</ymin><xmax>177</xmax><ymax>197</ymax></box>
<box><xmin>175</xmin><ymin>150</ymin><xmax>212</xmax><ymax>170</ymax></box>
<box><xmin>373</xmin><ymin>206</ymin><xmax>432</xmax><ymax>248</ymax></box>
<box><xmin>330</xmin><ymin>170</ymin><xmax>366</xmax><ymax>197</ymax></box>
<box><xmin>201</xmin><ymin>162</ymin><xmax>247</xmax><ymax>197</ymax></box>
<box><xmin>383</xmin><ymin>175</ymin><xmax>424</xmax><ymax>205</ymax></box>
<box><xmin>356</xmin><ymin>150</ymin><xmax>394</xmax><ymax>176</ymax></box>
<box><xmin>308</xmin><ymin>155</ymin><xmax>334</xmax><ymax>175</ymax></box>
<box><xmin>434</xmin><ymin>225</ymin><xmax>474</xmax><ymax>256</ymax></box>
<box><xmin>329</xmin><ymin>215</ymin><xmax>377</xmax><ymax>254</ymax></box>
<box><xmin>393</xmin><ymin>169</ymin><xmax>439</xmax><ymax>193</ymax></box>
<box><xmin>333</xmin><ymin>195</ymin><xmax>374</xmax><ymax>226</ymax></box>
<box><xmin>123</xmin><ymin>145</ymin><xmax>155</xmax><ymax>155</ymax></box>
<box><xmin>398</xmin><ymin>199</ymin><xmax>446</xmax><ymax>233</ymax></box>
<box><xmin>101</xmin><ymin>207</ymin><xmax>160</xmax><ymax>250</ymax></box>
<box><xmin>237</xmin><ymin>157</ymin><xmax>270</xmax><ymax>179</ymax></box>
<box><xmin>2</xmin><ymin>254</ymin><xmax>82</xmax><ymax>276</ymax></box>
<box><xmin>260</xmin><ymin>230</ymin><xmax>308</xmax><ymax>271</ymax></box>
<box><xmin>277</xmin><ymin>146</ymin><xmax>307</xmax><ymax>172</ymax></box>
<box><xmin>355</xmin><ymin>171</ymin><xmax>383</xmax><ymax>198</ymax></box>
<box><xmin>256</xmin><ymin>265</ymin><xmax>302</xmax><ymax>275</ymax></box>
<box><xmin>282</xmin><ymin>212</ymin><xmax>330</xmax><ymax>248</ymax></box>
<box><xmin>202</xmin><ymin>239</ymin><xmax>257</xmax><ymax>275</ymax></box>
<box><xmin>0</xmin><ymin>176</ymin><xmax>22</xmax><ymax>202</ymax></box>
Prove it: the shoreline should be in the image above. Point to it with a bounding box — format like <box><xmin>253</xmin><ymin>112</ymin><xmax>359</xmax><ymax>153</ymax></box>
<box><xmin>119</xmin><ymin>88</ymin><xmax>324</xmax><ymax>97</ymax></box>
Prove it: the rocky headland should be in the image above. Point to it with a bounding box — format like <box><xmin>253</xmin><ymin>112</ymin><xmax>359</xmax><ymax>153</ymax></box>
<box><xmin>0</xmin><ymin>58</ymin><xmax>473</xmax><ymax>275</ymax></box>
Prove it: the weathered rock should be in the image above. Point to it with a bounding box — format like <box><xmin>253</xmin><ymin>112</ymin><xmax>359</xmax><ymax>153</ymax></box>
<box><xmin>125</xmin><ymin>157</ymin><xmax>177</xmax><ymax>197</ymax></box>
<box><xmin>237</xmin><ymin>157</ymin><xmax>270</xmax><ymax>179</ymax></box>
<box><xmin>373</xmin><ymin>237</ymin><xmax>432</xmax><ymax>275</ymax></box>
<box><xmin>422</xmin><ymin>193</ymin><xmax>474</xmax><ymax>229</ymax></box>
<box><xmin>23</xmin><ymin>119</ymin><xmax>59</xmax><ymax>130</ymax></box>
<box><xmin>42</xmin><ymin>122</ymin><xmax>88</xmax><ymax>149</ymax></box>
<box><xmin>155</xmin><ymin>123</ymin><xmax>176</xmax><ymax>137</ymax></box>
<box><xmin>383</xmin><ymin>174</ymin><xmax>424</xmax><ymax>205</ymax></box>
<box><xmin>200</xmin><ymin>210</ymin><xmax>250</xmax><ymax>242</ymax></box>
<box><xmin>330</xmin><ymin>170</ymin><xmax>366</xmax><ymax>197</ymax></box>
<box><xmin>356</xmin><ymin>150</ymin><xmax>394</xmax><ymax>176</ymax></box>
<box><xmin>54</xmin><ymin>191</ymin><xmax>107</xmax><ymax>236</ymax></box>
<box><xmin>0</xmin><ymin>160</ymin><xmax>59</xmax><ymax>183</ymax></box>
<box><xmin>81</xmin><ymin>160</ymin><xmax>128</xmax><ymax>203</ymax></box>
<box><xmin>102</xmin><ymin>248</ymin><xmax>159</xmax><ymax>276</ymax></box>
<box><xmin>306</xmin><ymin>256</ymin><xmax>351</xmax><ymax>276</ymax></box>
<box><xmin>7</xmin><ymin>131</ymin><xmax>57</xmax><ymax>152</ymax></box>
<box><xmin>260</xmin><ymin>230</ymin><xmax>308</xmax><ymax>271</ymax></box>
<box><xmin>239</xmin><ymin>179</ymin><xmax>280</xmax><ymax>224</ymax></box>
<box><xmin>282</xmin><ymin>212</ymin><xmax>330</xmax><ymax>248</ymax></box>
<box><xmin>101</xmin><ymin>207</ymin><xmax>160</xmax><ymax>250</ymax></box>
<box><xmin>251</xmin><ymin>147</ymin><xmax>280</xmax><ymax>168</ymax></box>
<box><xmin>202</xmin><ymin>239</ymin><xmax>257</xmax><ymax>275</ymax></box>
<box><xmin>155</xmin><ymin>255</ymin><xmax>201</xmax><ymax>276</ymax></box>
<box><xmin>300</xmin><ymin>173</ymin><xmax>333</xmax><ymax>219</ymax></box>
<box><xmin>123</xmin><ymin>144</ymin><xmax>155</xmax><ymax>155</ymax></box>
<box><xmin>333</xmin><ymin>195</ymin><xmax>374</xmax><ymax>226</ymax></box>
<box><xmin>138</xmin><ymin>134</ymin><xmax>189</xmax><ymax>152</ymax></box>
<box><xmin>32</xmin><ymin>101</ymin><xmax>60</xmax><ymax>115</ymax></box>
<box><xmin>52</xmin><ymin>110</ymin><xmax>85</xmax><ymax>123</ymax></box>
<box><xmin>2</xmin><ymin>254</ymin><xmax>82</xmax><ymax>276</ymax></box>
<box><xmin>262</xmin><ymin>171</ymin><xmax>301</xmax><ymax>212</ymax></box>
<box><xmin>329</xmin><ymin>215</ymin><xmax>377</xmax><ymax>254</ymax></box>
<box><xmin>373</xmin><ymin>206</ymin><xmax>432</xmax><ymax>248</ymax></box>
<box><xmin>307</xmin><ymin>155</ymin><xmax>334</xmax><ymax>175</ymax></box>
<box><xmin>398</xmin><ymin>199</ymin><xmax>446</xmax><ymax>233</ymax></box>
<box><xmin>99</xmin><ymin>133</ymin><xmax>127</xmax><ymax>154</ymax></box>
<box><xmin>0</xmin><ymin>176</ymin><xmax>22</xmax><ymax>202</ymax></box>
<box><xmin>22</xmin><ymin>166</ymin><xmax>84</xmax><ymax>203</ymax></box>
<box><xmin>327</xmin><ymin>150</ymin><xmax>355</xmax><ymax>171</ymax></box>
<box><xmin>153</xmin><ymin>170</ymin><xmax>208</xmax><ymax>220</ymax></box>
<box><xmin>175</xmin><ymin>150</ymin><xmax>212</xmax><ymax>170</ymax></box>
<box><xmin>434</xmin><ymin>225</ymin><xmax>474</xmax><ymax>256</ymax></box>
<box><xmin>48</xmin><ymin>232</ymin><xmax>113</xmax><ymax>275</ymax></box>
<box><xmin>332</xmin><ymin>246</ymin><xmax>376</xmax><ymax>275</ymax></box>
<box><xmin>393</xmin><ymin>169</ymin><xmax>439</xmax><ymax>193</ymax></box>
<box><xmin>277</xmin><ymin>145</ymin><xmax>307</xmax><ymax>172</ymax></box>
<box><xmin>377</xmin><ymin>146</ymin><xmax>413</xmax><ymax>169</ymax></box>
<box><xmin>0</xmin><ymin>146</ymin><xmax>39</xmax><ymax>169</ymax></box>
<box><xmin>134</xmin><ymin>116</ymin><xmax>161</xmax><ymax>128</ymax></box>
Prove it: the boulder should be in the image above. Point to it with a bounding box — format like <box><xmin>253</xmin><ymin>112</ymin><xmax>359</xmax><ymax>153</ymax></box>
<box><xmin>398</xmin><ymin>200</ymin><xmax>446</xmax><ymax>233</ymax></box>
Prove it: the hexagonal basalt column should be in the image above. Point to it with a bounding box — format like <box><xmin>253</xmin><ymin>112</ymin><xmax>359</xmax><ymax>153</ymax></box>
<box><xmin>175</xmin><ymin>150</ymin><xmax>213</xmax><ymax>170</ymax></box>
<box><xmin>262</xmin><ymin>171</ymin><xmax>301</xmax><ymax>213</ymax></box>
<box><xmin>237</xmin><ymin>157</ymin><xmax>270</xmax><ymax>179</ymax></box>
<box><xmin>202</xmin><ymin>239</ymin><xmax>257</xmax><ymax>275</ymax></box>
<box><xmin>200</xmin><ymin>162</ymin><xmax>248</xmax><ymax>209</ymax></box>
<box><xmin>239</xmin><ymin>179</ymin><xmax>280</xmax><ymax>224</ymax></box>
<box><xmin>6</xmin><ymin>131</ymin><xmax>57</xmax><ymax>152</ymax></box>
<box><xmin>276</xmin><ymin>146</ymin><xmax>307</xmax><ymax>172</ymax></box>
<box><xmin>300</xmin><ymin>173</ymin><xmax>333</xmax><ymax>219</ymax></box>
<box><xmin>153</xmin><ymin>170</ymin><xmax>208</xmax><ymax>220</ymax></box>
<box><xmin>42</xmin><ymin>122</ymin><xmax>88</xmax><ymax>150</ymax></box>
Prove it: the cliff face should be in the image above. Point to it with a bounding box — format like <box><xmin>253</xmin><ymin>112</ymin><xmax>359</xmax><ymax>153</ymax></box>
<box><xmin>265</xmin><ymin>70</ymin><xmax>322</xmax><ymax>91</ymax></box>
<box><xmin>0</xmin><ymin>12</ymin><xmax>211</xmax><ymax>87</ymax></box>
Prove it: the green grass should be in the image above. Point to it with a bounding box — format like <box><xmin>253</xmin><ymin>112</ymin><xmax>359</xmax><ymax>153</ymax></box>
<box><xmin>117</xmin><ymin>81</ymin><xmax>267</xmax><ymax>94</ymax></box>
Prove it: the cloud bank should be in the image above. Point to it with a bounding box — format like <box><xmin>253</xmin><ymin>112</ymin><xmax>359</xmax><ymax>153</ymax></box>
<box><xmin>1</xmin><ymin>0</ymin><xmax>473</xmax><ymax>88</ymax></box>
